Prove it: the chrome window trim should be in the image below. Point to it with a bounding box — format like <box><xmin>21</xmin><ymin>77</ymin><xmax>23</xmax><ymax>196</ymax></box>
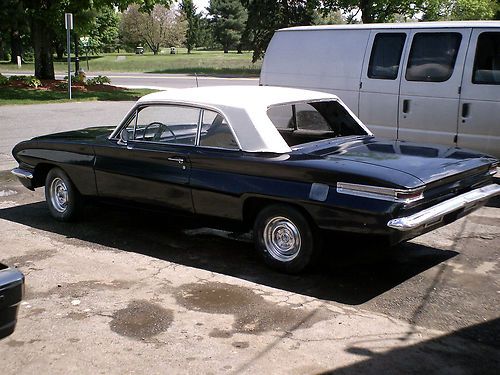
<box><xmin>336</xmin><ymin>182</ymin><xmax>425</xmax><ymax>203</ymax></box>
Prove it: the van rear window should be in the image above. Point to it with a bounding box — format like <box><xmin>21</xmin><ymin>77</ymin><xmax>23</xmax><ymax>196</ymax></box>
<box><xmin>368</xmin><ymin>33</ymin><xmax>406</xmax><ymax>80</ymax></box>
<box><xmin>405</xmin><ymin>32</ymin><xmax>461</xmax><ymax>82</ymax></box>
<box><xmin>472</xmin><ymin>32</ymin><xmax>500</xmax><ymax>85</ymax></box>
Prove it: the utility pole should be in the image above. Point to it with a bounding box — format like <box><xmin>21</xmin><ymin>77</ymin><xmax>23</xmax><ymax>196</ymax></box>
<box><xmin>65</xmin><ymin>13</ymin><xmax>73</xmax><ymax>100</ymax></box>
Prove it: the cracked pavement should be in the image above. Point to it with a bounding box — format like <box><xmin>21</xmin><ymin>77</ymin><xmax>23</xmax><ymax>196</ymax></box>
<box><xmin>0</xmin><ymin>102</ymin><xmax>499</xmax><ymax>374</ymax></box>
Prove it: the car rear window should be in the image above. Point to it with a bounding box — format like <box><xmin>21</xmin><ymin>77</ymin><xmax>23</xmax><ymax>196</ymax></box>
<box><xmin>267</xmin><ymin>100</ymin><xmax>366</xmax><ymax>146</ymax></box>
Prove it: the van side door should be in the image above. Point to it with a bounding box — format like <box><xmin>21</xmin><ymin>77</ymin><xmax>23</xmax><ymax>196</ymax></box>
<box><xmin>359</xmin><ymin>30</ymin><xmax>409</xmax><ymax>139</ymax></box>
<box><xmin>398</xmin><ymin>28</ymin><xmax>471</xmax><ymax>146</ymax></box>
<box><xmin>458</xmin><ymin>28</ymin><xmax>500</xmax><ymax>158</ymax></box>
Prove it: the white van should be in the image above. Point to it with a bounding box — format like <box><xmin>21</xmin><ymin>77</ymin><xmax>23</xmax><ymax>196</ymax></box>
<box><xmin>260</xmin><ymin>21</ymin><xmax>500</xmax><ymax>158</ymax></box>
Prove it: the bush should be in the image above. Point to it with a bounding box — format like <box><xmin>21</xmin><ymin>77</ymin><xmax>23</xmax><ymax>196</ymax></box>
<box><xmin>0</xmin><ymin>73</ymin><xmax>8</xmax><ymax>85</ymax></box>
<box><xmin>8</xmin><ymin>75</ymin><xmax>27</xmax><ymax>82</ymax></box>
<box><xmin>74</xmin><ymin>71</ymin><xmax>86</xmax><ymax>84</ymax></box>
<box><xmin>86</xmin><ymin>75</ymin><xmax>111</xmax><ymax>85</ymax></box>
<box><xmin>23</xmin><ymin>76</ymin><xmax>42</xmax><ymax>88</ymax></box>
<box><xmin>56</xmin><ymin>81</ymin><xmax>68</xmax><ymax>90</ymax></box>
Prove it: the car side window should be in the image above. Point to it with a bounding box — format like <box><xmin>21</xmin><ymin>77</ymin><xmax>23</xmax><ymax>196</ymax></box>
<box><xmin>472</xmin><ymin>32</ymin><xmax>500</xmax><ymax>85</ymax></box>
<box><xmin>267</xmin><ymin>105</ymin><xmax>295</xmax><ymax>129</ymax></box>
<box><xmin>199</xmin><ymin>110</ymin><xmax>239</xmax><ymax>149</ymax></box>
<box><xmin>134</xmin><ymin>105</ymin><xmax>200</xmax><ymax>145</ymax></box>
<box><xmin>368</xmin><ymin>33</ymin><xmax>406</xmax><ymax>80</ymax></box>
<box><xmin>405</xmin><ymin>32</ymin><xmax>461</xmax><ymax>82</ymax></box>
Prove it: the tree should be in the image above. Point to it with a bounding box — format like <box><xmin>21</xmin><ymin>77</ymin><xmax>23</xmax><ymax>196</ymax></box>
<box><xmin>180</xmin><ymin>0</ymin><xmax>200</xmax><ymax>53</ymax></box>
<box><xmin>422</xmin><ymin>0</ymin><xmax>497</xmax><ymax>20</ymax></box>
<box><xmin>243</xmin><ymin>0</ymin><xmax>319</xmax><ymax>62</ymax></box>
<box><xmin>208</xmin><ymin>0</ymin><xmax>248</xmax><ymax>53</ymax></box>
<box><xmin>321</xmin><ymin>1</ymin><xmax>423</xmax><ymax>23</ymax></box>
<box><xmin>121</xmin><ymin>4</ymin><xmax>186</xmax><ymax>55</ymax></box>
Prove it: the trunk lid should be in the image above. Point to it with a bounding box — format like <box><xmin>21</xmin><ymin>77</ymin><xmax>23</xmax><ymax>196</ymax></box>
<box><xmin>305</xmin><ymin>136</ymin><xmax>496</xmax><ymax>185</ymax></box>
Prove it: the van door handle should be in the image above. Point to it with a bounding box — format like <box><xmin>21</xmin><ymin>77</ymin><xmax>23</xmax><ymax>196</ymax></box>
<box><xmin>402</xmin><ymin>99</ymin><xmax>410</xmax><ymax>114</ymax></box>
<box><xmin>462</xmin><ymin>103</ymin><xmax>470</xmax><ymax>119</ymax></box>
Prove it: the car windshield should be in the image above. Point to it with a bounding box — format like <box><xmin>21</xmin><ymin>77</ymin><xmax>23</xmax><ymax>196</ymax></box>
<box><xmin>267</xmin><ymin>100</ymin><xmax>367</xmax><ymax>147</ymax></box>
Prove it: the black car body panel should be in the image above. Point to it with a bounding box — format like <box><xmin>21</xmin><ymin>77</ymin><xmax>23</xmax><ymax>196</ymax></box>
<box><xmin>0</xmin><ymin>264</ymin><xmax>24</xmax><ymax>339</ymax></box>
<box><xmin>12</xmin><ymin>126</ymin><xmax>498</xmax><ymax>242</ymax></box>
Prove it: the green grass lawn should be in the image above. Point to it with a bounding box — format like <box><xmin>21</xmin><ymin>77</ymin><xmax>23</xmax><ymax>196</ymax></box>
<box><xmin>0</xmin><ymin>50</ymin><xmax>262</xmax><ymax>76</ymax></box>
<box><xmin>0</xmin><ymin>86</ymin><xmax>155</xmax><ymax>105</ymax></box>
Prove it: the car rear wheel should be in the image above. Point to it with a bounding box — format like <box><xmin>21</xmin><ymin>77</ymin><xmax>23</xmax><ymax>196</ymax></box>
<box><xmin>254</xmin><ymin>204</ymin><xmax>320</xmax><ymax>273</ymax></box>
<box><xmin>45</xmin><ymin>167</ymin><xmax>82</xmax><ymax>221</ymax></box>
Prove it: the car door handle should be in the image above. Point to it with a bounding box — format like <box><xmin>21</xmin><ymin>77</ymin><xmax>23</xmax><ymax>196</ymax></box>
<box><xmin>167</xmin><ymin>157</ymin><xmax>185</xmax><ymax>164</ymax></box>
<box><xmin>402</xmin><ymin>99</ymin><xmax>410</xmax><ymax>114</ymax></box>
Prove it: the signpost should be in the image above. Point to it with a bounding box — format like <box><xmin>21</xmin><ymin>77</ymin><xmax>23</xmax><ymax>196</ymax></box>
<box><xmin>65</xmin><ymin>13</ymin><xmax>73</xmax><ymax>99</ymax></box>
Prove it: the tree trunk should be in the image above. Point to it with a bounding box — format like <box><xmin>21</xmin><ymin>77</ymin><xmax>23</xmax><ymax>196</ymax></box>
<box><xmin>237</xmin><ymin>44</ymin><xmax>242</xmax><ymax>54</ymax></box>
<box><xmin>73</xmin><ymin>33</ymin><xmax>80</xmax><ymax>72</ymax></box>
<box><xmin>223</xmin><ymin>44</ymin><xmax>228</xmax><ymax>53</ymax></box>
<box><xmin>55</xmin><ymin>43</ymin><xmax>64</xmax><ymax>60</ymax></box>
<box><xmin>360</xmin><ymin>0</ymin><xmax>375</xmax><ymax>23</ymax></box>
<box><xmin>10</xmin><ymin>29</ymin><xmax>23</xmax><ymax>63</ymax></box>
<box><xmin>32</xmin><ymin>17</ymin><xmax>54</xmax><ymax>79</ymax></box>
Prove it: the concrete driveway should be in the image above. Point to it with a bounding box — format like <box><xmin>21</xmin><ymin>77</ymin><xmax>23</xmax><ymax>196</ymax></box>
<box><xmin>0</xmin><ymin>171</ymin><xmax>499</xmax><ymax>374</ymax></box>
<box><xmin>0</xmin><ymin>101</ymin><xmax>499</xmax><ymax>374</ymax></box>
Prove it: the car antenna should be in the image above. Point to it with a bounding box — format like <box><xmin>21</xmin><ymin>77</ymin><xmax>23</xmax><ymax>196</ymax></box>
<box><xmin>195</xmin><ymin>73</ymin><xmax>199</xmax><ymax>88</ymax></box>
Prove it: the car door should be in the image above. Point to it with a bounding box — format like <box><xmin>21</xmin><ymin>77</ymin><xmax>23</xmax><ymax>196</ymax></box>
<box><xmin>94</xmin><ymin>104</ymin><xmax>201</xmax><ymax>213</ymax></box>
<box><xmin>457</xmin><ymin>28</ymin><xmax>500</xmax><ymax>158</ymax></box>
<box><xmin>359</xmin><ymin>30</ymin><xmax>409</xmax><ymax>139</ymax></box>
<box><xmin>398</xmin><ymin>28</ymin><xmax>471</xmax><ymax>146</ymax></box>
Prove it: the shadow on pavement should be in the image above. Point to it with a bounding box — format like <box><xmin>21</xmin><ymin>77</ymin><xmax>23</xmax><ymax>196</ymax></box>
<box><xmin>320</xmin><ymin>317</ymin><xmax>500</xmax><ymax>374</ymax></box>
<box><xmin>0</xmin><ymin>200</ymin><xmax>457</xmax><ymax>306</ymax></box>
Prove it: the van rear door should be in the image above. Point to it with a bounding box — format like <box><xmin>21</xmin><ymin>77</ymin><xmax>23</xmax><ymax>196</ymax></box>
<box><xmin>458</xmin><ymin>28</ymin><xmax>500</xmax><ymax>158</ymax></box>
<box><xmin>359</xmin><ymin>30</ymin><xmax>409</xmax><ymax>139</ymax></box>
<box><xmin>398</xmin><ymin>28</ymin><xmax>471</xmax><ymax>146</ymax></box>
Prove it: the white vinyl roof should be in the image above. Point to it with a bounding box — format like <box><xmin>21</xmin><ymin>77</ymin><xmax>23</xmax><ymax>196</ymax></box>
<box><xmin>281</xmin><ymin>20</ymin><xmax>500</xmax><ymax>32</ymax></box>
<box><xmin>136</xmin><ymin>86</ymin><xmax>344</xmax><ymax>153</ymax></box>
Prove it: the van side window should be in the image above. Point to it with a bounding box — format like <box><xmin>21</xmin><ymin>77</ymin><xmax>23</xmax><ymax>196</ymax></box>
<box><xmin>405</xmin><ymin>33</ymin><xmax>462</xmax><ymax>82</ymax></box>
<box><xmin>368</xmin><ymin>33</ymin><xmax>406</xmax><ymax>80</ymax></box>
<box><xmin>472</xmin><ymin>32</ymin><xmax>500</xmax><ymax>85</ymax></box>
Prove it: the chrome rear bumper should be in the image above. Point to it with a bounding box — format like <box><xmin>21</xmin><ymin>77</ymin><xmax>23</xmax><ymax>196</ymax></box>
<box><xmin>387</xmin><ymin>184</ymin><xmax>500</xmax><ymax>231</ymax></box>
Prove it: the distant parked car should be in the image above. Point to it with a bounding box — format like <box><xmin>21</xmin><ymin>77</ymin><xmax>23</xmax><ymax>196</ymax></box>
<box><xmin>135</xmin><ymin>46</ymin><xmax>144</xmax><ymax>55</ymax></box>
<box><xmin>11</xmin><ymin>86</ymin><xmax>500</xmax><ymax>273</ymax></box>
<box><xmin>0</xmin><ymin>264</ymin><xmax>24</xmax><ymax>339</ymax></box>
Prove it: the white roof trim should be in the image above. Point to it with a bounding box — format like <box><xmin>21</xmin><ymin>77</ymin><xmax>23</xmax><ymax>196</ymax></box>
<box><xmin>129</xmin><ymin>86</ymin><xmax>347</xmax><ymax>154</ymax></box>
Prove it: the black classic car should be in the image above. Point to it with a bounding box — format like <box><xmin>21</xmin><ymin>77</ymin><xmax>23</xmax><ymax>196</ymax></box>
<box><xmin>11</xmin><ymin>86</ymin><xmax>500</xmax><ymax>273</ymax></box>
<box><xmin>0</xmin><ymin>264</ymin><xmax>24</xmax><ymax>339</ymax></box>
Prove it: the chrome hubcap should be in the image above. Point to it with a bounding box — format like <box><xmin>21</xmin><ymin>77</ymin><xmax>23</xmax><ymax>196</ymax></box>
<box><xmin>263</xmin><ymin>216</ymin><xmax>301</xmax><ymax>262</ymax></box>
<box><xmin>49</xmin><ymin>177</ymin><xmax>69</xmax><ymax>213</ymax></box>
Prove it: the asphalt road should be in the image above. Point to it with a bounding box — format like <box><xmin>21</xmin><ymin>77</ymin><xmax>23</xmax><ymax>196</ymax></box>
<box><xmin>2</xmin><ymin>71</ymin><xmax>259</xmax><ymax>90</ymax></box>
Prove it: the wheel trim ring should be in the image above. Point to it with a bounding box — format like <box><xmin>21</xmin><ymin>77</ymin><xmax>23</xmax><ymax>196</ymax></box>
<box><xmin>49</xmin><ymin>177</ymin><xmax>69</xmax><ymax>213</ymax></box>
<box><xmin>263</xmin><ymin>216</ymin><xmax>302</xmax><ymax>262</ymax></box>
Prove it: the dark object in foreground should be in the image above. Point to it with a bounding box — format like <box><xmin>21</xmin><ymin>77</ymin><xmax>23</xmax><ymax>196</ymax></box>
<box><xmin>10</xmin><ymin>86</ymin><xmax>500</xmax><ymax>273</ymax></box>
<box><xmin>0</xmin><ymin>264</ymin><xmax>24</xmax><ymax>339</ymax></box>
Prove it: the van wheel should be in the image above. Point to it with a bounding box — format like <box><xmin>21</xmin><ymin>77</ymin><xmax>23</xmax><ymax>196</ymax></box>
<box><xmin>253</xmin><ymin>204</ymin><xmax>320</xmax><ymax>273</ymax></box>
<box><xmin>45</xmin><ymin>167</ymin><xmax>82</xmax><ymax>221</ymax></box>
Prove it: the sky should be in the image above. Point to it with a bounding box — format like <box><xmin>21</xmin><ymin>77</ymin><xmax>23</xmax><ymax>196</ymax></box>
<box><xmin>193</xmin><ymin>0</ymin><xmax>209</xmax><ymax>12</ymax></box>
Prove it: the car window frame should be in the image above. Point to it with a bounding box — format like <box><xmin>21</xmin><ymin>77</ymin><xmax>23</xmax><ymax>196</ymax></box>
<box><xmin>111</xmin><ymin>102</ymin><xmax>242</xmax><ymax>151</ymax></box>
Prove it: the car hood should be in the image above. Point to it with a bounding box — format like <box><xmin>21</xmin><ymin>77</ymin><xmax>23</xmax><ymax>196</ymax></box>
<box><xmin>302</xmin><ymin>136</ymin><xmax>496</xmax><ymax>185</ymax></box>
<box><xmin>33</xmin><ymin>126</ymin><xmax>115</xmax><ymax>142</ymax></box>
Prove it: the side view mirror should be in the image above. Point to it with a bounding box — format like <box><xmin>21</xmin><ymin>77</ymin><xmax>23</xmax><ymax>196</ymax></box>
<box><xmin>118</xmin><ymin>128</ymin><xmax>129</xmax><ymax>145</ymax></box>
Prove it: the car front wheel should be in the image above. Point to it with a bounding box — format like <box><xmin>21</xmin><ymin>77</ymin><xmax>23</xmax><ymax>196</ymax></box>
<box><xmin>254</xmin><ymin>204</ymin><xmax>320</xmax><ymax>273</ymax></box>
<box><xmin>45</xmin><ymin>167</ymin><xmax>82</xmax><ymax>221</ymax></box>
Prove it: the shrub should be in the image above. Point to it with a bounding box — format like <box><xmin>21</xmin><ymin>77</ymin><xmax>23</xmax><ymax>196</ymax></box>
<box><xmin>0</xmin><ymin>73</ymin><xmax>8</xmax><ymax>85</ymax></box>
<box><xmin>23</xmin><ymin>76</ymin><xmax>42</xmax><ymax>88</ymax></box>
<box><xmin>73</xmin><ymin>71</ymin><xmax>86</xmax><ymax>84</ymax></box>
<box><xmin>8</xmin><ymin>75</ymin><xmax>27</xmax><ymax>82</ymax></box>
<box><xmin>86</xmin><ymin>75</ymin><xmax>111</xmax><ymax>85</ymax></box>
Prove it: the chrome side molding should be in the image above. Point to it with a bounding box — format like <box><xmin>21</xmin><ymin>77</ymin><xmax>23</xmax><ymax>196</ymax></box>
<box><xmin>11</xmin><ymin>168</ymin><xmax>33</xmax><ymax>180</ymax></box>
<box><xmin>388</xmin><ymin>184</ymin><xmax>500</xmax><ymax>231</ymax></box>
